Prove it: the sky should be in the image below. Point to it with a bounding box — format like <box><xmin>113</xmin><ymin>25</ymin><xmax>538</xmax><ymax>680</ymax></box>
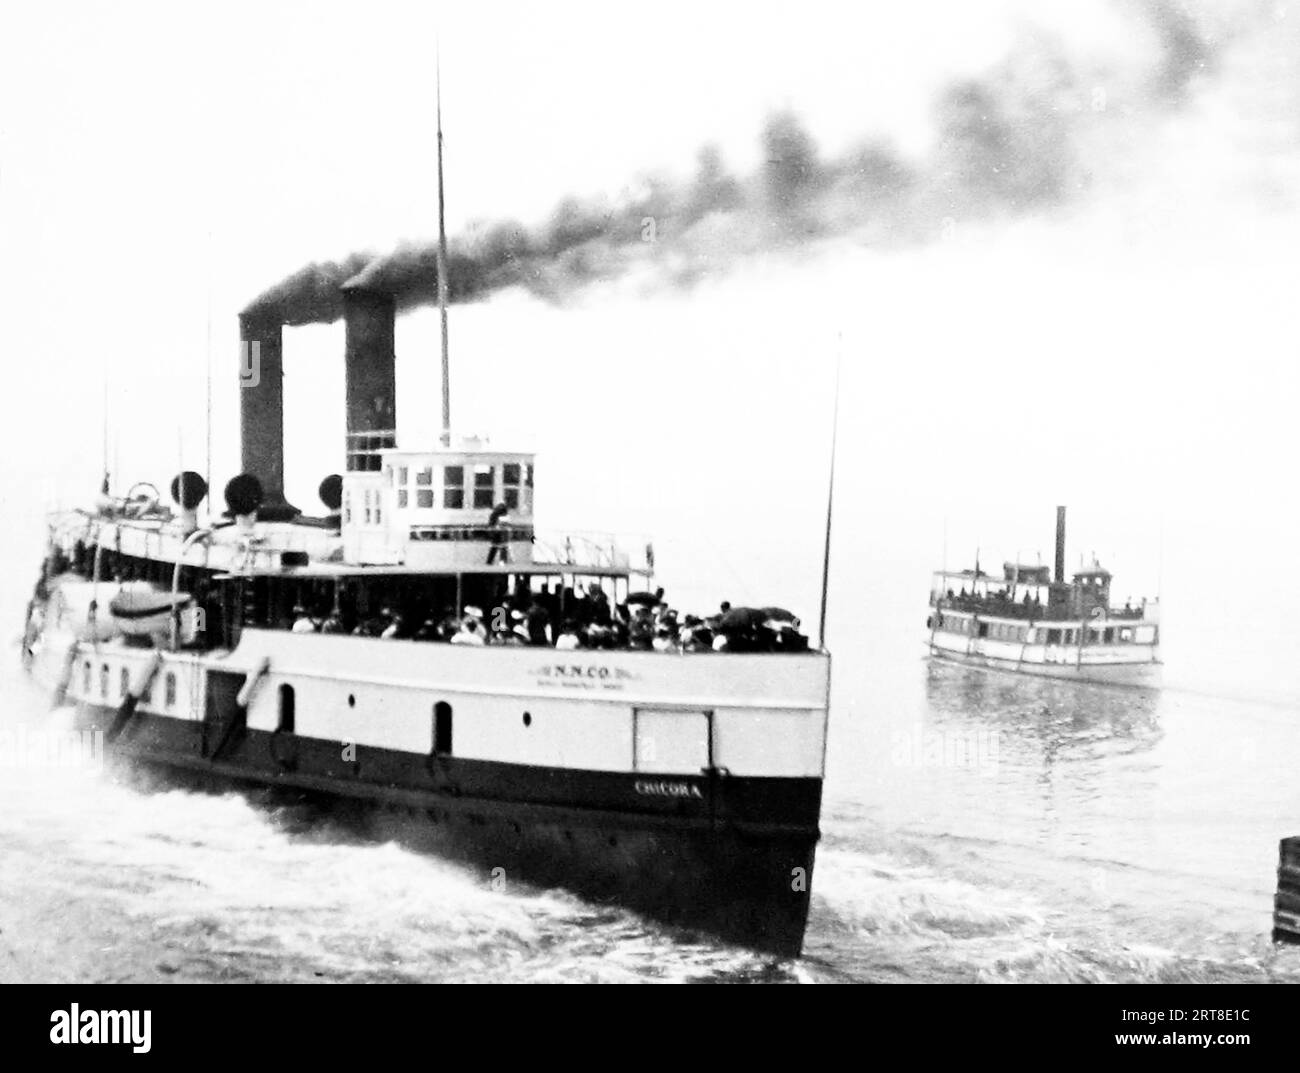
<box><xmin>1</xmin><ymin>0</ymin><xmax>1299</xmax><ymax>697</ymax></box>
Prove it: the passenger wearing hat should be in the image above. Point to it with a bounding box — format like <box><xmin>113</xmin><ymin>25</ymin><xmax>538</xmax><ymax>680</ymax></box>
<box><xmin>651</xmin><ymin>623</ymin><xmax>677</xmax><ymax>653</ymax></box>
<box><xmin>629</xmin><ymin>606</ymin><xmax>654</xmax><ymax>650</ymax></box>
<box><xmin>451</xmin><ymin>617</ymin><xmax>486</xmax><ymax>646</ymax></box>
<box><xmin>525</xmin><ymin>597</ymin><xmax>551</xmax><ymax>647</ymax></box>
<box><xmin>291</xmin><ymin>605</ymin><xmax>318</xmax><ymax>633</ymax></box>
<box><xmin>686</xmin><ymin>624</ymin><xmax>715</xmax><ymax>653</ymax></box>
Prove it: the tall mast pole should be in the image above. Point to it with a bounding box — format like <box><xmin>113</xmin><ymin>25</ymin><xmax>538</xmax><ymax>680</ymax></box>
<box><xmin>205</xmin><ymin>230</ymin><xmax>213</xmax><ymax>514</ymax></box>
<box><xmin>436</xmin><ymin>42</ymin><xmax>452</xmax><ymax>447</ymax></box>
<box><xmin>817</xmin><ymin>345</ymin><xmax>842</xmax><ymax>650</ymax></box>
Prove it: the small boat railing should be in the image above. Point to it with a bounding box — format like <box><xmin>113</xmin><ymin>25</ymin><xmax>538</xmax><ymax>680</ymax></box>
<box><xmin>532</xmin><ymin>530</ymin><xmax>654</xmax><ymax>574</ymax></box>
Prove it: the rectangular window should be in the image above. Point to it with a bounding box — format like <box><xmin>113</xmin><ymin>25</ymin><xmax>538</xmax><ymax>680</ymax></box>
<box><xmin>444</xmin><ymin>466</ymin><xmax>464</xmax><ymax>509</ymax></box>
<box><xmin>417</xmin><ymin>489</ymin><xmax>435</xmax><ymax>508</ymax></box>
<box><xmin>397</xmin><ymin>466</ymin><xmax>408</xmax><ymax>486</ymax></box>
<box><xmin>165</xmin><ymin>673</ymin><xmax>177</xmax><ymax>708</ymax></box>
<box><xmin>397</xmin><ymin>489</ymin><xmax>409</xmax><ymax>508</ymax></box>
<box><xmin>473</xmin><ymin>465</ymin><xmax>496</xmax><ymax>509</ymax></box>
<box><xmin>416</xmin><ymin>467</ymin><xmax>433</xmax><ymax>486</ymax></box>
<box><xmin>502</xmin><ymin>462</ymin><xmax>521</xmax><ymax>510</ymax></box>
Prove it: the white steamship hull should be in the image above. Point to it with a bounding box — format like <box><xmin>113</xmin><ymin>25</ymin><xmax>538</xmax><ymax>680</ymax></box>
<box><xmin>927</xmin><ymin>631</ymin><xmax>1161</xmax><ymax>687</ymax></box>
<box><xmin>28</xmin><ymin>621</ymin><xmax>829</xmax><ymax>955</ymax></box>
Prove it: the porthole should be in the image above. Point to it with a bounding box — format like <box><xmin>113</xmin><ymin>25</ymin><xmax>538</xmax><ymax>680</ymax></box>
<box><xmin>522</xmin><ymin>711</ymin><xmax>532</xmax><ymax>727</ymax></box>
<box><xmin>348</xmin><ymin>693</ymin><xmax>356</xmax><ymax>708</ymax></box>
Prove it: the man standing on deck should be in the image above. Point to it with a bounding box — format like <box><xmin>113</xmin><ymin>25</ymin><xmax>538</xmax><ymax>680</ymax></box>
<box><xmin>486</xmin><ymin>502</ymin><xmax>509</xmax><ymax>564</ymax></box>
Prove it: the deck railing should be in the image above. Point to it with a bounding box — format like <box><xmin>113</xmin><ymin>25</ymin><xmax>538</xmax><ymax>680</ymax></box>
<box><xmin>531</xmin><ymin>530</ymin><xmax>654</xmax><ymax>574</ymax></box>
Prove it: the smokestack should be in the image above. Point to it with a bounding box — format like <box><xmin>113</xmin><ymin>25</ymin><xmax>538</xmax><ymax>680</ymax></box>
<box><xmin>237</xmin><ymin>314</ymin><xmax>298</xmax><ymax>519</ymax></box>
<box><xmin>1054</xmin><ymin>505</ymin><xmax>1067</xmax><ymax>583</ymax></box>
<box><xmin>341</xmin><ymin>285</ymin><xmax>397</xmax><ymax>470</ymax></box>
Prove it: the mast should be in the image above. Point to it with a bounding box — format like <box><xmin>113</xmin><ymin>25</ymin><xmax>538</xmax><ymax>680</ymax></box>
<box><xmin>101</xmin><ymin>375</ymin><xmax>109</xmax><ymax>494</ymax></box>
<box><xmin>817</xmin><ymin>347</ymin><xmax>841</xmax><ymax>650</ymax></box>
<box><xmin>205</xmin><ymin>230</ymin><xmax>213</xmax><ymax>512</ymax></box>
<box><xmin>436</xmin><ymin>43</ymin><xmax>452</xmax><ymax>447</ymax></box>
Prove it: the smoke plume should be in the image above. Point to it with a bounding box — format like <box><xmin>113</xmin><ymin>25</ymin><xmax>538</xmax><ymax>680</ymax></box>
<box><xmin>242</xmin><ymin>0</ymin><xmax>1236</xmax><ymax>324</ymax></box>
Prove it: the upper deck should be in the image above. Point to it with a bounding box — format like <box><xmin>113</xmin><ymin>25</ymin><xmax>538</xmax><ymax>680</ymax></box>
<box><xmin>929</xmin><ymin>563</ymin><xmax>1156</xmax><ymax>624</ymax></box>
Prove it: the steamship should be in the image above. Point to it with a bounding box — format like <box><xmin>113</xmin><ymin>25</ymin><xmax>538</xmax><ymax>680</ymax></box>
<box><xmin>926</xmin><ymin>507</ymin><xmax>1160</xmax><ymax>685</ymax></box>
<box><xmin>19</xmin><ymin>103</ymin><xmax>831</xmax><ymax>955</ymax></box>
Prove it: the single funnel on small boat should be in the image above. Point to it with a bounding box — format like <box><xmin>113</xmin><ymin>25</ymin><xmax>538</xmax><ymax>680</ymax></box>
<box><xmin>1055</xmin><ymin>505</ymin><xmax>1067</xmax><ymax>584</ymax></box>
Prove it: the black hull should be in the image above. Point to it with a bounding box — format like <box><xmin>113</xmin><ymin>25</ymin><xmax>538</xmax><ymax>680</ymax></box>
<box><xmin>75</xmin><ymin>705</ymin><xmax>820</xmax><ymax>957</ymax></box>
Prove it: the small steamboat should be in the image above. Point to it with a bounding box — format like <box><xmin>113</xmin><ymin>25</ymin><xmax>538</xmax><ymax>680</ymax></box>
<box><xmin>926</xmin><ymin>507</ymin><xmax>1160</xmax><ymax>686</ymax></box>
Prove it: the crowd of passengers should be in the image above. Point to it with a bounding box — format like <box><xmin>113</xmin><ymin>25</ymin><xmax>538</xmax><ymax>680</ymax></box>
<box><xmin>936</xmin><ymin>587</ymin><xmax>1144</xmax><ymax>618</ymax></box>
<box><xmin>289</xmin><ymin>582</ymin><xmax>810</xmax><ymax>653</ymax></box>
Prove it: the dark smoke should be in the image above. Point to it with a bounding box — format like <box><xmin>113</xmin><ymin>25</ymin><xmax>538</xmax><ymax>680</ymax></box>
<box><xmin>1141</xmin><ymin>0</ymin><xmax>1214</xmax><ymax>98</ymax></box>
<box><xmin>243</xmin><ymin>2</ymin><xmax>1229</xmax><ymax>323</ymax></box>
<box><xmin>243</xmin><ymin>252</ymin><xmax>375</xmax><ymax>325</ymax></box>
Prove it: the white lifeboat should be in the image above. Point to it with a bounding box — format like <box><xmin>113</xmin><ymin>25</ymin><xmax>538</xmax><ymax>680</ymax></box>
<box><xmin>108</xmin><ymin>585</ymin><xmax>193</xmax><ymax>639</ymax></box>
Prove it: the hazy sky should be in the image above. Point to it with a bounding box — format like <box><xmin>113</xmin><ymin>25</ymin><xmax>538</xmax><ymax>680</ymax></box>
<box><xmin>2</xmin><ymin>1</ymin><xmax>1298</xmax><ymax>673</ymax></box>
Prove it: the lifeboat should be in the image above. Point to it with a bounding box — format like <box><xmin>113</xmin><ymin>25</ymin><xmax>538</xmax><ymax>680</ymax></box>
<box><xmin>108</xmin><ymin>586</ymin><xmax>193</xmax><ymax>638</ymax></box>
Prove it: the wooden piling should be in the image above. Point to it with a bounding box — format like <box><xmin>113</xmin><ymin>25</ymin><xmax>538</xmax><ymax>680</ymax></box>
<box><xmin>1272</xmin><ymin>837</ymin><xmax>1300</xmax><ymax>944</ymax></box>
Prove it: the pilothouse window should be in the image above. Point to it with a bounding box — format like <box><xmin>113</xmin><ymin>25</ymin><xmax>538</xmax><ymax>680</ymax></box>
<box><xmin>502</xmin><ymin>463</ymin><xmax>521</xmax><ymax>510</ymax></box>
<box><xmin>473</xmin><ymin>466</ymin><xmax>495</xmax><ymax>509</ymax></box>
<box><xmin>443</xmin><ymin>466</ymin><xmax>464</xmax><ymax>509</ymax></box>
<box><xmin>410</xmin><ymin>466</ymin><xmax>433</xmax><ymax>509</ymax></box>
